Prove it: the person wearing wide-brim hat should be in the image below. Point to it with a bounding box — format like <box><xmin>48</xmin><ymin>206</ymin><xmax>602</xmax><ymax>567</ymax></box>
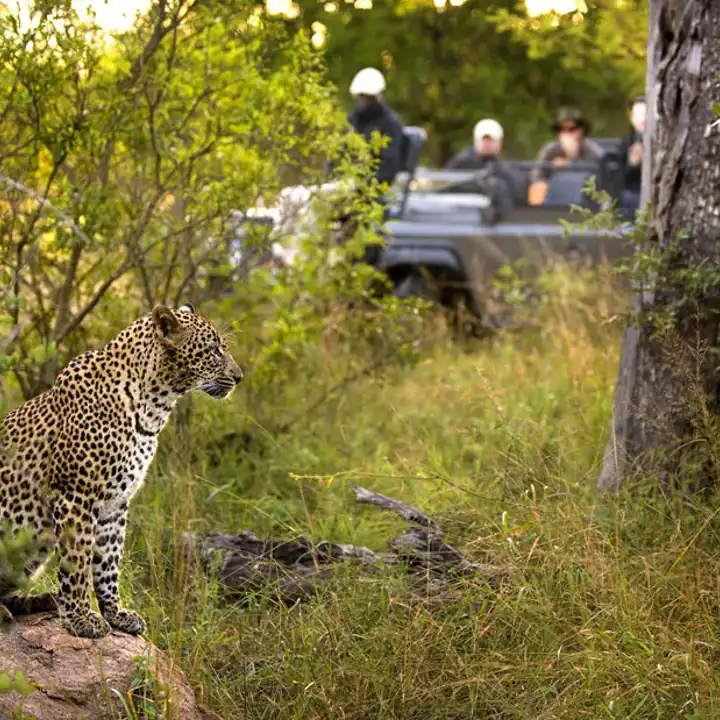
<box><xmin>528</xmin><ymin>106</ymin><xmax>604</xmax><ymax>205</ymax></box>
<box><xmin>549</xmin><ymin>107</ymin><xmax>593</xmax><ymax>134</ymax></box>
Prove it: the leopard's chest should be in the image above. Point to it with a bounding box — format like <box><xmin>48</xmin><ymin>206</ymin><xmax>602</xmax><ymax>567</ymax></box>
<box><xmin>102</xmin><ymin>433</ymin><xmax>158</xmax><ymax>515</ymax></box>
<box><xmin>123</xmin><ymin>433</ymin><xmax>158</xmax><ymax>496</ymax></box>
<box><xmin>100</xmin><ymin>388</ymin><xmax>174</xmax><ymax>513</ymax></box>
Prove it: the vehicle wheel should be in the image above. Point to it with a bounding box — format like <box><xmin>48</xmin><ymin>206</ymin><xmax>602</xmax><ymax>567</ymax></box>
<box><xmin>565</xmin><ymin>243</ymin><xmax>593</xmax><ymax>269</ymax></box>
<box><xmin>392</xmin><ymin>273</ymin><xmax>439</xmax><ymax>303</ymax></box>
<box><xmin>448</xmin><ymin>292</ymin><xmax>484</xmax><ymax>341</ymax></box>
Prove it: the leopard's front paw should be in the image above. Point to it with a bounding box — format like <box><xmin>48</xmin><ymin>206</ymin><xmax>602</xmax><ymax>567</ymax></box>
<box><xmin>64</xmin><ymin>609</ymin><xmax>111</xmax><ymax>638</ymax></box>
<box><xmin>105</xmin><ymin>607</ymin><xmax>146</xmax><ymax>635</ymax></box>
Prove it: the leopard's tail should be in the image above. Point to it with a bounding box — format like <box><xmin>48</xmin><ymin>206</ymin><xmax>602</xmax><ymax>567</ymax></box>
<box><xmin>1</xmin><ymin>592</ymin><xmax>57</xmax><ymax>621</ymax></box>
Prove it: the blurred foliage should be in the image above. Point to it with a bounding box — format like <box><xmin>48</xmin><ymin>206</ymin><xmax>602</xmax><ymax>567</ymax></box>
<box><xmin>0</xmin><ymin>670</ymin><xmax>34</xmax><ymax>701</ymax></box>
<box><xmin>0</xmin><ymin>524</ymin><xmax>41</xmax><ymax>601</ymax></box>
<box><xmin>0</xmin><ymin>0</ymin><xmax>427</xmax><ymax>402</ymax></box>
<box><xmin>285</xmin><ymin>0</ymin><xmax>647</xmax><ymax>163</ymax></box>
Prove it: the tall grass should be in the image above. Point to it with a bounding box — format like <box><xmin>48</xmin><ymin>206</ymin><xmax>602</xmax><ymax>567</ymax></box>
<box><xmin>124</xmin><ymin>267</ymin><xmax>720</xmax><ymax>718</ymax></box>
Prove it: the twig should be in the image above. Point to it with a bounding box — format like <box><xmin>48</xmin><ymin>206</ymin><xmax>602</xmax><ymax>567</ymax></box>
<box><xmin>0</xmin><ymin>173</ymin><xmax>93</xmax><ymax>247</ymax></box>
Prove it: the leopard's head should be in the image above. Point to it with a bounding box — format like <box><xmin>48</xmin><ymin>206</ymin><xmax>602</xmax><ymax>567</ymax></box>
<box><xmin>151</xmin><ymin>303</ymin><xmax>244</xmax><ymax>399</ymax></box>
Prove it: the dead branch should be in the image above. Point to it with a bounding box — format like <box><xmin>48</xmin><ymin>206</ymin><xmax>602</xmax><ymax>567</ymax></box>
<box><xmin>353</xmin><ymin>486</ymin><xmax>442</xmax><ymax>533</ymax></box>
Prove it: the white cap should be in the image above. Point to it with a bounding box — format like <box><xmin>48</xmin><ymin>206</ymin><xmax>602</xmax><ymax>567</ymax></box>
<box><xmin>350</xmin><ymin>67</ymin><xmax>386</xmax><ymax>97</ymax></box>
<box><xmin>473</xmin><ymin>119</ymin><xmax>503</xmax><ymax>142</ymax></box>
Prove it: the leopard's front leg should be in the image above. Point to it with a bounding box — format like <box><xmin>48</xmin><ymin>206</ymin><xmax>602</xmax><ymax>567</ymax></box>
<box><xmin>93</xmin><ymin>501</ymin><xmax>145</xmax><ymax>635</ymax></box>
<box><xmin>53</xmin><ymin>501</ymin><xmax>110</xmax><ymax>638</ymax></box>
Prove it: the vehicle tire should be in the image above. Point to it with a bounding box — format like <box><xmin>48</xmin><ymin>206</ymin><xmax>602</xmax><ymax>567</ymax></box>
<box><xmin>565</xmin><ymin>243</ymin><xmax>593</xmax><ymax>269</ymax></box>
<box><xmin>447</xmin><ymin>292</ymin><xmax>485</xmax><ymax>341</ymax></box>
<box><xmin>392</xmin><ymin>272</ymin><xmax>439</xmax><ymax>303</ymax></box>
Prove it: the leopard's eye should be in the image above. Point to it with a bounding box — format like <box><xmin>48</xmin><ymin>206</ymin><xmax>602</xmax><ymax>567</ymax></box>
<box><xmin>211</xmin><ymin>347</ymin><xmax>223</xmax><ymax>360</ymax></box>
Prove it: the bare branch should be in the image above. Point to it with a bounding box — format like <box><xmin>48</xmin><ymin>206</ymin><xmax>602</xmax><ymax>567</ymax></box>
<box><xmin>353</xmin><ymin>487</ymin><xmax>443</xmax><ymax>534</ymax></box>
<box><xmin>120</xmin><ymin>0</ymin><xmax>202</xmax><ymax>91</ymax></box>
<box><xmin>54</xmin><ymin>261</ymin><xmax>132</xmax><ymax>345</ymax></box>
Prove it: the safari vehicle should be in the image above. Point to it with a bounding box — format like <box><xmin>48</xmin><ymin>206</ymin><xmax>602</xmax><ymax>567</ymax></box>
<box><xmin>225</xmin><ymin>129</ymin><xmax>633</xmax><ymax>327</ymax></box>
<box><xmin>380</xmin><ymin>130</ymin><xmax>632</xmax><ymax>323</ymax></box>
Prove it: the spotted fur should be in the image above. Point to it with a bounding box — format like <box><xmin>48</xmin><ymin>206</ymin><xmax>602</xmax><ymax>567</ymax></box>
<box><xmin>0</xmin><ymin>304</ymin><xmax>243</xmax><ymax>638</ymax></box>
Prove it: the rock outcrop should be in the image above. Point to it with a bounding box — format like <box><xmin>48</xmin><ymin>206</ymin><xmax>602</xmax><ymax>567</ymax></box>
<box><xmin>0</xmin><ymin>615</ymin><xmax>220</xmax><ymax>720</ymax></box>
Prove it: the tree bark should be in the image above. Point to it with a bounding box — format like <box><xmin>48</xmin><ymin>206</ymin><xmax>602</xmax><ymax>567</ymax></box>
<box><xmin>598</xmin><ymin>0</ymin><xmax>720</xmax><ymax>493</ymax></box>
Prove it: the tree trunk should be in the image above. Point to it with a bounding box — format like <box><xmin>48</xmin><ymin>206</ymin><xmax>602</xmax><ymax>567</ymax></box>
<box><xmin>598</xmin><ymin>0</ymin><xmax>720</xmax><ymax>493</ymax></box>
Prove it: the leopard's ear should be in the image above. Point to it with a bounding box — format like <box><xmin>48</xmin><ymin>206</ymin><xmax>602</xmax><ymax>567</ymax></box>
<box><xmin>178</xmin><ymin>302</ymin><xmax>196</xmax><ymax>314</ymax></box>
<box><xmin>151</xmin><ymin>305</ymin><xmax>184</xmax><ymax>345</ymax></box>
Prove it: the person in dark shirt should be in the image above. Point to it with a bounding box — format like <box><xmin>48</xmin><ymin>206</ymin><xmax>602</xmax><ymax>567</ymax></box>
<box><xmin>444</xmin><ymin>119</ymin><xmax>516</xmax><ymax>210</ymax></box>
<box><xmin>618</xmin><ymin>95</ymin><xmax>645</xmax><ymax>218</ymax></box>
<box><xmin>528</xmin><ymin>107</ymin><xmax>603</xmax><ymax>205</ymax></box>
<box><xmin>346</xmin><ymin>67</ymin><xmax>404</xmax><ymax>188</ymax></box>
<box><xmin>336</xmin><ymin>68</ymin><xmax>404</xmax><ymax>267</ymax></box>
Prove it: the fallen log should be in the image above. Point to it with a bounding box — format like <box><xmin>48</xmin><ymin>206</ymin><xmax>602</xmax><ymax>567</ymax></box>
<box><xmin>181</xmin><ymin>486</ymin><xmax>507</xmax><ymax>605</ymax></box>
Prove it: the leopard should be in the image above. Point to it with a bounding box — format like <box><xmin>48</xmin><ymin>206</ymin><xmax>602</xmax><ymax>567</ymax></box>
<box><xmin>0</xmin><ymin>303</ymin><xmax>244</xmax><ymax>638</ymax></box>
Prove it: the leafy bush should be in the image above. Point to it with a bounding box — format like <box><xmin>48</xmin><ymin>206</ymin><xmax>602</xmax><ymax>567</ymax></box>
<box><xmin>0</xmin><ymin>0</ymin><xmax>423</xmax><ymax>404</ymax></box>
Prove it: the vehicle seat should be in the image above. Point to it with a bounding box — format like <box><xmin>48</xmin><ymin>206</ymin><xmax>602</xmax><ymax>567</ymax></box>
<box><xmin>542</xmin><ymin>168</ymin><xmax>598</xmax><ymax>208</ymax></box>
<box><xmin>591</xmin><ymin>137</ymin><xmax>622</xmax><ymax>155</ymax></box>
<box><xmin>509</xmin><ymin>166</ymin><xmax>529</xmax><ymax>207</ymax></box>
<box><xmin>387</xmin><ymin>126</ymin><xmax>427</xmax><ymax>219</ymax></box>
<box><xmin>598</xmin><ymin>148</ymin><xmax>624</xmax><ymax>202</ymax></box>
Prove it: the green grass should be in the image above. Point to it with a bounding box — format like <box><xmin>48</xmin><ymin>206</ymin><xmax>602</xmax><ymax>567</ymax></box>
<box><xmin>121</xmin><ymin>268</ymin><xmax>720</xmax><ymax>718</ymax></box>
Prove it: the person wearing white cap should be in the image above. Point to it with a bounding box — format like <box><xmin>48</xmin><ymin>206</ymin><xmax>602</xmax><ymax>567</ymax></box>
<box><xmin>446</xmin><ymin>119</ymin><xmax>505</xmax><ymax>169</ymax></box>
<box><xmin>445</xmin><ymin>118</ymin><xmax>516</xmax><ymax>208</ymax></box>
<box><xmin>347</xmin><ymin>67</ymin><xmax>404</xmax><ymax>188</ymax></box>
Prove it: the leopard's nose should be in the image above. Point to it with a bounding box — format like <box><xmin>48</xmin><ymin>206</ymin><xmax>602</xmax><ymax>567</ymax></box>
<box><xmin>233</xmin><ymin>367</ymin><xmax>244</xmax><ymax>384</ymax></box>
